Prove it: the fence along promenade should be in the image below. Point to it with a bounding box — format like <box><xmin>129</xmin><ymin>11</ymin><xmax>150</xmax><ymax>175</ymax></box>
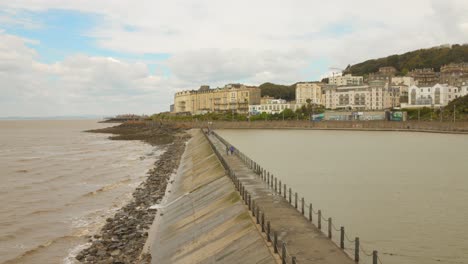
<box><xmin>203</xmin><ymin>129</ymin><xmax>383</xmax><ymax>264</ymax></box>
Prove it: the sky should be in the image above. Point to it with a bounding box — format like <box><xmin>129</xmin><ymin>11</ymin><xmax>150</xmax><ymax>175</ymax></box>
<box><xmin>0</xmin><ymin>0</ymin><xmax>468</xmax><ymax>117</ymax></box>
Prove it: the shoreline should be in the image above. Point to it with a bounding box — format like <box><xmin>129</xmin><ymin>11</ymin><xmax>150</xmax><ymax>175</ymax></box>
<box><xmin>76</xmin><ymin>122</ymin><xmax>189</xmax><ymax>263</ymax></box>
<box><xmin>153</xmin><ymin>120</ymin><xmax>468</xmax><ymax>135</ymax></box>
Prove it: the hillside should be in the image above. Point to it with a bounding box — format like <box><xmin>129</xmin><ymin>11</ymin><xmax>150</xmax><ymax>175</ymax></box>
<box><xmin>445</xmin><ymin>94</ymin><xmax>468</xmax><ymax>121</ymax></box>
<box><xmin>345</xmin><ymin>44</ymin><xmax>468</xmax><ymax>76</ymax></box>
<box><xmin>259</xmin><ymin>82</ymin><xmax>296</xmax><ymax>101</ymax></box>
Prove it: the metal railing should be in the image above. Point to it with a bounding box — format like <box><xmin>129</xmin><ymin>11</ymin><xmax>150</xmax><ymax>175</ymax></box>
<box><xmin>202</xmin><ymin>129</ymin><xmax>298</xmax><ymax>263</ymax></box>
<box><xmin>205</xmin><ymin>129</ymin><xmax>383</xmax><ymax>264</ymax></box>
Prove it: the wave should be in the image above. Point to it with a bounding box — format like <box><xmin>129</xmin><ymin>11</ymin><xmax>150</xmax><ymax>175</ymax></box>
<box><xmin>3</xmin><ymin>235</ymin><xmax>77</xmax><ymax>264</ymax></box>
<box><xmin>82</xmin><ymin>178</ymin><xmax>132</xmax><ymax>198</ymax></box>
<box><xmin>26</xmin><ymin>208</ymin><xmax>61</xmax><ymax>216</ymax></box>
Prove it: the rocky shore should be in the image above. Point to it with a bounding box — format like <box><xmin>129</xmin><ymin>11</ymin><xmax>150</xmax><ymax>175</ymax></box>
<box><xmin>76</xmin><ymin>122</ymin><xmax>190</xmax><ymax>263</ymax></box>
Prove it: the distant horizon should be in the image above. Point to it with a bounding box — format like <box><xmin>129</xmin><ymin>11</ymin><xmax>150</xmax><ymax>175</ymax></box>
<box><xmin>0</xmin><ymin>115</ymin><xmax>107</xmax><ymax>120</ymax></box>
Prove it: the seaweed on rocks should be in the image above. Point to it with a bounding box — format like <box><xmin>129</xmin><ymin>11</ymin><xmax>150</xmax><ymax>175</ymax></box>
<box><xmin>76</xmin><ymin>122</ymin><xmax>190</xmax><ymax>263</ymax></box>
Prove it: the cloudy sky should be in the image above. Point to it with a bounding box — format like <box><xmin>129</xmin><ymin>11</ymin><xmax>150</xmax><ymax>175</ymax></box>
<box><xmin>1</xmin><ymin>0</ymin><xmax>467</xmax><ymax>117</ymax></box>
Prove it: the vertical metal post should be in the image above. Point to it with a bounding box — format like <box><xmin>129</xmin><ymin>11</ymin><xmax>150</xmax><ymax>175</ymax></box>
<box><xmin>281</xmin><ymin>243</ymin><xmax>286</xmax><ymax>264</ymax></box>
<box><xmin>284</xmin><ymin>185</ymin><xmax>286</xmax><ymax>199</ymax></box>
<box><xmin>267</xmin><ymin>172</ymin><xmax>270</xmax><ymax>185</ymax></box>
<box><xmin>274</xmin><ymin>232</ymin><xmax>278</xmax><ymax>253</ymax></box>
<box><xmin>340</xmin><ymin>227</ymin><xmax>345</xmax><ymax>249</ymax></box>
<box><xmin>289</xmin><ymin>188</ymin><xmax>292</xmax><ymax>203</ymax></box>
<box><xmin>270</xmin><ymin>175</ymin><xmax>273</xmax><ymax>188</ymax></box>
<box><xmin>301</xmin><ymin>197</ymin><xmax>305</xmax><ymax>215</ymax></box>
<box><xmin>274</xmin><ymin>178</ymin><xmax>277</xmax><ymax>192</ymax></box>
<box><xmin>261</xmin><ymin>213</ymin><xmax>265</xmax><ymax>232</ymax></box>
<box><xmin>355</xmin><ymin>237</ymin><xmax>360</xmax><ymax>262</ymax></box>
<box><xmin>373</xmin><ymin>251</ymin><xmax>378</xmax><ymax>264</ymax></box>
<box><xmin>318</xmin><ymin>210</ymin><xmax>322</xmax><ymax>230</ymax></box>
<box><xmin>279</xmin><ymin>180</ymin><xmax>282</xmax><ymax>195</ymax></box>
<box><xmin>252</xmin><ymin>200</ymin><xmax>255</xmax><ymax>216</ymax></box>
<box><xmin>328</xmin><ymin>217</ymin><xmax>332</xmax><ymax>239</ymax></box>
<box><xmin>248</xmin><ymin>194</ymin><xmax>251</xmax><ymax>210</ymax></box>
<box><xmin>294</xmin><ymin>192</ymin><xmax>298</xmax><ymax>209</ymax></box>
<box><xmin>309</xmin><ymin>204</ymin><xmax>312</xmax><ymax>222</ymax></box>
<box><xmin>267</xmin><ymin>221</ymin><xmax>271</xmax><ymax>242</ymax></box>
<box><xmin>256</xmin><ymin>208</ymin><xmax>260</xmax><ymax>224</ymax></box>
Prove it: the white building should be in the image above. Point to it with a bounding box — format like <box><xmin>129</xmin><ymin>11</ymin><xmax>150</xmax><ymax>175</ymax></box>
<box><xmin>295</xmin><ymin>82</ymin><xmax>323</xmax><ymax>105</ymax></box>
<box><xmin>391</xmin><ymin>76</ymin><xmax>415</xmax><ymax>86</ymax></box>
<box><xmin>323</xmin><ymin>81</ymin><xmax>400</xmax><ymax>110</ymax></box>
<box><xmin>329</xmin><ymin>74</ymin><xmax>363</xmax><ymax>86</ymax></box>
<box><xmin>249</xmin><ymin>99</ymin><xmax>298</xmax><ymax>115</ymax></box>
<box><xmin>406</xmin><ymin>84</ymin><xmax>468</xmax><ymax>108</ymax></box>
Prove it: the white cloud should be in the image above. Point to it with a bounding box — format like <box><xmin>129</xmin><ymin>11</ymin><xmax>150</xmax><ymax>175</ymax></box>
<box><xmin>0</xmin><ymin>0</ymin><xmax>467</xmax><ymax>116</ymax></box>
<box><xmin>0</xmin><ymin>32</ymin><xmax>174</xmax><ymax>116</ymax></box>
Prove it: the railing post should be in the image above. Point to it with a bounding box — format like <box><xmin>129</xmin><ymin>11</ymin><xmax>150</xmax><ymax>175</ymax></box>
<box><xmin>328</xmin><ymin>217</ymin><xmax>332</xmax><ymax>239</ymax></box>
<box><xmin>340</xmin><ymin>227</ymin><xmax>345</xmax><ymax>249</ymax></box>
<box><xmin>279</xmin><ymin>180</ymin><xmax>282</xmax><ymax>195</ymax></box>
<box><xmin>294</xmin><ymin>192</ymin><xmax>298</xmax><ymax>209</ymax></box>
<box><xmin>309</xmin><ymin>204</ymin><xmax>313</xmax><ymax>222</ymax></box>
<box><xmin>284</xmin><ymin>185</ymin><xmax>286</xmax><ymax>199</ymax></box>
<box><xmin>282</xmin><ymin>243</ymin><xmax>286</xmax><ymax>264</ymax></box>
<box><xmin>355</xmin><ymin>237</ymin><xmax>360</xmax><ymax>262</ymax></box>
<box><xmin>270</xmin><ymin>175</ymin><xmax>273</xmax><ymax>188</ymax></box>
<box><xmin>252</xmin><ymin>200</ymin><xmax>255</xmax><ymax>216</ymax></box>
<box><xmin>301</xmin><ymin>197</ymin><xmax>305</xmax><ymax>215</ymax></box>
<box><xmin>318</xmin><ymin>210</ymin><xmax>322</xmax><ymax>230</ymax></box>
<box><xmin>267</xmin><ymin>172</ymin><xmax>270</xmax><ymax>185</ymax></box>
<box><xmin>256</xmin><ymin>208</ymin><xmax>260</xmax><ymax>224</ymax></box>
<box><xmin>267</xmin><ymin>221</ymin><xmax>271</xmax><ymax>242</ymax></box>
<box><xmin>248</xmin><ymin>194</ymin><xmax>251</xmax><ymax>210</ymax></box>
<box><xmin>274</xmin><ymin>232</ymin><xmax>278</xmax><ymax>253</ymax></box>
<box><xmin>292</xmin><ymin>256</ymin><xmax>297</xmax><ymax>264</ymax></box>
<box><xmin>373</xmin><ymin>250</ymin><xmax>378</xmax><ymax>264</ymax></box>
<box><xmin>261</xmin><ymin>213</ymin><xmax>265</xmax><ymax>232</ymax></box>
<box><xmin>274</xmin><ymin>178</ymin><xmax>277</xmax><ymax>192</ymax></box>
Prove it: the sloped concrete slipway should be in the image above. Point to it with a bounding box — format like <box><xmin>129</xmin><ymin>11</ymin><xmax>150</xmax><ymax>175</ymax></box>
<box><xmin>146</xmin><ymin>129</ymin><xmax>277</xmax><ymax>264</ymax></box>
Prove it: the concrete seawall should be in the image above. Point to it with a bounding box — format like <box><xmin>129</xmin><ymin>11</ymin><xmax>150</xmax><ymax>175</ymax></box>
<box><xmin>145</xmin><ymin>129</ymin><xmax>277</xmax><ymax>263</ymax></box>
<box><xmin>145</xmin><ymin>128</ymin><xmax>357</xmax><ymax>263</ymax></box>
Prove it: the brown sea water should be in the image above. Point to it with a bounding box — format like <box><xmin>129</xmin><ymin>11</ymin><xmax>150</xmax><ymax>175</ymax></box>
<box><xmin>0</xmin><ymin>120</ymin><xmax>160</xmax><ymax>264</ymax></box>
<box><xmin>218</xmin><ymin>129</ymin><xmax>468</xmax><ymax>264</ymax></box>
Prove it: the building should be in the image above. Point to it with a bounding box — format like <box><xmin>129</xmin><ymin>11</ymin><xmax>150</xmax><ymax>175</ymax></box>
<box><xmin>406</xmin><ymin>84</ymin><xmax>468</xmax><ymax>108</ymax></box>
<box><xmin>323</xmin><ymin>81</ymin><xmax>400</xmax><ymax>110</ymax></box>
<box><xmin>440</xmin><ymin>62</ymin><xmax>468</xmax><ymax>87</ymax></box>
<box><xmin>368</xmin><ymin>66</ymin><xmax>397</xmax><ymax>83</ymax></box>
<box><xmin>408</xmin><ymin>68</ymin><xmax>439</xmax><ymax>86</ymax></box>
<box><xmin>173</xmin><ymin>84</ymin><xmax>261</xmax><ymax>114</ymax></box>
<box><xmin>249</xmin><ymin>99</ymin><xmax>298</xmax><ymax>115</ymax></box>
<box><xmin>328</xmin><ymin>74</ymin><xmax>363</xmax><ymax>86</ymax></box>
<box><xmin>391</xmin><ymin>76</ymin><xmax>415</xmax><ymax>86</ymax></box>
<box><xmin>260</xmin><ymin>96</ymin><xmax>275</xmax><ymax>105</ymax></box>
<box><xmin>295</xmin><ymin>82</ymin><xmax>324</xmax><ymax>105</ymax></box>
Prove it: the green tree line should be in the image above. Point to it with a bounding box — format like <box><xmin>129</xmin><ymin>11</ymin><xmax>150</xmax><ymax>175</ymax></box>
<box><xmin>345</xmin><ymin>44</ymin><xmax>468</xmax><ymax>76</ymax></box>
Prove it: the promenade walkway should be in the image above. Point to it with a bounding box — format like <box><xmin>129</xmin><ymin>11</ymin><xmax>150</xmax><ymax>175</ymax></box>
<box><xmin>207</xmin><ymin>132</ymin><xmax>355</xmax><ymax>264</ymax></box>
<box><xmin>148</xmin><ymin>130</ymin><xmax>276</xmax><ymax>264</ymax></box>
